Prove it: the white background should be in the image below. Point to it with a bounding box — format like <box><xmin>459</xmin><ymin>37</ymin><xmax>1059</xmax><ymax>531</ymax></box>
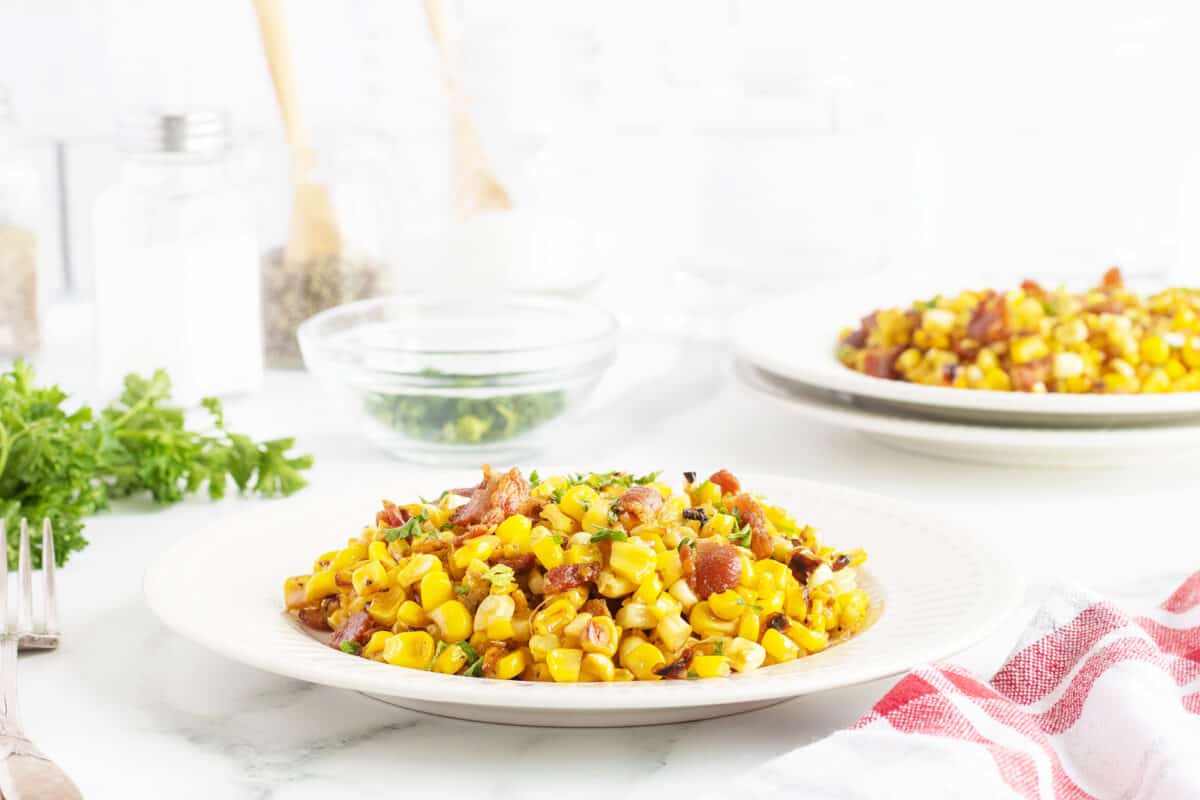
<box><xmin>4</xmin><ymin>0</ymin><xmax>1200</xmax><ymax>300</ymax></box>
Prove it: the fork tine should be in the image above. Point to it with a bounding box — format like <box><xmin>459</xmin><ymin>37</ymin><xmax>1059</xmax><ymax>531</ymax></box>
<box><xmin>17</xmin><ymin>519</ymin><xmax>31</xmax><ymax>633</ymax></box>
<box><xmin>0</xmin><ymin>519</ymin><xmax>8</xmax><ymax>632</ymax></box>
<box><xmin>41</xmin><ymin>518</ymin><xmax>56</xmax><ymax>635</ymax></box>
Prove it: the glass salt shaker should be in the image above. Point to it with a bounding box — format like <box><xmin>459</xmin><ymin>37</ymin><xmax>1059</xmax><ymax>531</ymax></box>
<box><xmin>92</xmin><ymin>111</ymin><xmax>262</xmax><ymax>404</ymax></box>
<box><xmin>0</xmin><ymin>85</ymin><xmax>43</xmax><ymax>357</ymax></box>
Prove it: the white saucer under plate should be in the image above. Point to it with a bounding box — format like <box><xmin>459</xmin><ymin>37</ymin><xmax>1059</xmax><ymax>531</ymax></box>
<box><xmin>738</xmin><ymin>359</ymin><xmax>1200</xmax><ymax>468</ymax></box>
<box><xmin>144</xmin><ymin>472</ymin><xmax>1022</xmax><ymax>727</ymax></box>
<box><xmin>732</xmin><ymin>277</ymin><xmax>1200</xmax><ymax>428</ymax></box>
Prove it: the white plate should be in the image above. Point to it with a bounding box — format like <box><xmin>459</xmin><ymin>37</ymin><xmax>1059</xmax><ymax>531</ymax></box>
<box><xmin>739</xmin><ymin>360</ymin><xmax>1200</xmax><ymax>468</ymax></box>
<box><xmin>732</xmin><ymin>276</ymin><xmax>1200</xmax><ymax>428</ymax></box>
<box><xmin>144</xmin><ymin>472</ymin><xmax>1022</xmax><ymax>727</ymax></box>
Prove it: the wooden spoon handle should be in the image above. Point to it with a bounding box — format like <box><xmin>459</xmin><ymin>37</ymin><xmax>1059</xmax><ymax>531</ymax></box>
<box><xmin>252</xmin><ymin>0</ymin><xmax>310</xmax><ymax>156</ymax></box>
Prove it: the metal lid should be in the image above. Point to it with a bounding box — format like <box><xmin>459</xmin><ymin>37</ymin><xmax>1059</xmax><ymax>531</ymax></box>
<box><xmin>119</xmin><ymin>110</ymin><xmax>231</xmax><ymax>156</ymax></box>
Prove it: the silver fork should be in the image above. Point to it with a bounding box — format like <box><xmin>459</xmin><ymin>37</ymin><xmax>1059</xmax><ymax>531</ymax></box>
<box><xmin>0</xmin><ymin>519</ymin><xmax>81</xmax><ymax>799</ymax></box>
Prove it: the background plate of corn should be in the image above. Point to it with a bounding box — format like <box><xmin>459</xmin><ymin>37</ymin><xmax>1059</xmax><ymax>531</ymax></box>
<box><xmin>733</xmin><ymin>274</ymin><xmax>1200</xmax><ymax>428</ymax></box>
<box><xmin>145</xmin><ymin>470</ymin><xmax>1022</xmax><ymax>727</ymax></box>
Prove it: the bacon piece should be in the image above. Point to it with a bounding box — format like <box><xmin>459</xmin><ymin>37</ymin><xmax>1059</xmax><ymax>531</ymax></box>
<box><xmin>494</xmin><ymin>552</ymin><xmax>537</xmax><ymax>573</ymax></box>
<box><xmin>832</xmin><ymin>554</ymin><xmax>852</xmax><ymax>571</ymax></box>
<box><xmin>679</xmin><ymin>540</ymin><xmax>695</xmax><ymax>579</ymax></box>
<box><xmin>861</xmin><ymin>346</ymin><xmax>904</xmax><ymax>379</ymax></box>
<box><xmin>1020</xmin><ymin>279</ymin><xmax>1046</xmax><ymax>297</ymax></box>
<box><xmin>298</xmin><ymin>605</ymin><xmax>331</xmax><ymax>631</ymax></box>
<box><xmin>376</xmin><ymin>500</ymin><xmax>411</xmax><ymax>529</ymax></box>
<box><xmin>788</xmin><ymin>549</ymin><xmax>823</xmax><ymax>585</ymax></box>
<box><xmin>764</xmin><ymin>612</ymin><xmax>791</xmax><ymax>634</ymax></box>
<box><xmin>728</xmin><ymin>493</ymin><xmax>773</xmax><ymax>560</ymax></box>
<box><xmin>411</xmin><ymin>537</ymin><xmax>450</xmax><ymax>555</ymax></box>
<box><xmin>687</xmin><ymin>540</ymin><xmax>742</xmax><ymax>599</ymax></box>
<box><xmin>1101</xmin><ymin>266</ymin><xmax>1124</xmax><ymax>289</ymax></box>
<box><xmin>449</xmin><ymin>466</ymin><xmax>531</xmax><ymax>529</ymax></box>
<box><xmin>707</xmin><ymin>469</ymin><xmax>741</xmax><ymax>497</ymax></box>
<box><xmin>542</xmin><ymin>562</ymin><xmax>599</xmax><ymax>595</ymax></box>
<box><xmin>967</xmin><ymin>292</ymin><xmax>1008</xmax><ymax>345</ymax></box>
<box><xmin>654</xmin><ymin>647</ymin><xmax>694</xmax><ymax>680</ymax></box>
<box><xmin>329</xmin><ymin>611</ymin><xmax>378</xmax><ymax>650</ymax></box>
<box><xmin>1011</xmin><ymin>358</ymin><xmax>1050</xmax><ymax>392</ymax></box>
<box><xmin>615</xmin><ymin>485</ymin><xmax>663</xmax><ymax>528</ymax></box>
<box><xmin>581</xmin><ymin>617</ymin><xmax>617</xmax><ymax>655</ymax></box>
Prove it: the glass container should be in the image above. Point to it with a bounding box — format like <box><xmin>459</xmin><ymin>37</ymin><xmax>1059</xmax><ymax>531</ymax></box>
<box><xmin>0</xmin><ymin>85</ymin><xmax>43</xmax><ymax>357</ymax></box>
<box><xmin>92</xmin><ymin>110</ymin><xmax>262</xmax><ymax>404</ymax></box>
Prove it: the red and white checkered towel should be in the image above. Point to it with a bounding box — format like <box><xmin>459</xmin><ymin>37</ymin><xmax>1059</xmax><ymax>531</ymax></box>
<box><xmin>735</xmin><ymin>572</ymin><xmax>1200</xmax><ymax>799</ymax></box>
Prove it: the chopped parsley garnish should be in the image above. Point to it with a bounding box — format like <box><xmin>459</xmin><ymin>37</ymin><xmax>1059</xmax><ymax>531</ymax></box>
<box><xmin>457</xmin><ymin>641</ymin><xmax>483</xmax><ymax>677</ymax></box>
<box><xmin>551</xmin><ymin>532</ymin><xmax>566</xmax><ymax>547</ymax></box>
<box><xmin>429</xmin><ymin>640</ymin><xmax>447</xmax><ymax>670</ymax></box>
<box><xmin>728</xmin><ymin>523</ymin><xmax>753</xmax><ymax>547</ymax></box>
<box><xmin>633</xmin><ymin>471</ymin><xmax>662</xmax><ymax>485</ymax></box>
<box><xmin>384</xmin><ymin>516</ymin><xmax>423</xmax><ymax>542</ymax></box>
<box><xmin>339</xmin><ymin>641</ymin><xmax>362</xmax><ymax>655</ymax></box>
<box><xmin>713</xmin><ymin>640</ymin><xmax>725</xmax><ymax>656</ymax></box>
<box><xmin>737</xmin><ymin>597</ymin><xmax>764</xmax><ymax>612</ymax></box>
<box><xmin>418</xmin><ymin>490</ymin><xmax>449</xmax><ymax>505</ymax></box>
<box><xmin>687</xmin><ymin>669</ymin><xmax>699</xmax><ymax>679</ymax></box>
<box><xmin>589</xmin><ymin>528</ymin><xmax>628</xmax><ymax>543</ymax></box>
<box><xmin>529</xmin><ymin>469</ymin><xmax>541</xmax><ymax>488</ymax></box>
<box><xmin>453</xmin><ymin>584</ymin><xmax>470</xmax><ymax>595</ymax></box>
<box><xmin>481</xmin><ymin>564</ymin><xmax>515</xmax><ymax>589</ymax></box>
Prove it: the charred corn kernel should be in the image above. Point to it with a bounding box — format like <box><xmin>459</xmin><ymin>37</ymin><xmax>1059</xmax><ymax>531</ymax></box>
<box><xmin>657</xmin><ymin>550</ymin><xmax>684</xmax><ymax>586</ymax></box>
<box><xmin>396</xmin><ymin>600</ymin><xmax>428</xmax><ymax>629</ymax></box>
<box><xmin>533</xmin><ymin>598</ymin><xmax>576</xmax><ymax>636</ymax></box>
<box><xmin>561</xmin><ymin>612</ymin><xmax>593</xmax><ymax>646</ymax></box>
<box><xmin>474</xmin><ymin>594</ymin><xmax>515</xmax><ymax>634</ymax></box>
<box><xmin>559</xmin><ymin>485</ymin><xmax>599</xmax><ymax>521</ymax></box>
<box><xmin>490</xmin><ymin>648</ymin><xmax>528</xmax><ymax>680</ymax></box>
<box><xmin>433</xmin><ymin>642</ymin><xmax>468</xmax><ymax>674</ymax></box>
<box><xmin>615</xmin><ymin>602</ymin><xmax>657</xmax><ymax>629</ymax></box>
<box><xmin>762</xmin><ymin>628</ymin><xmax>800</xmax><ymax>662</ymax></box>
<box><xmin>609</xmin><ymin>541</ymin><xmax>656</xmax><ymax>584</ymax></box>
<box><xmin>428</xmin><ymin>600</ymin><xmax>471</xmax><ymax>642</ymax></box>
<box><xmin>691</xmin><ymin>601</ymin><xmax>739</xmax><ymax>637</ymax></box>
<box><xmin>581</xmin><ymin>501</ymin><xmax>612</xmax><ymax>533</ymax></box>
<box><xmin>1141</xmin><ymin>335</ymin><xmax>1170</xmax><ymax>365</ymax></box>
<box><xmin>560</xmin><ymin>587</ymin><xmax>590</xmax><ymax>610</ymax></box>
<box><xmin>393</xmin><ymin>554</ymin><xmax>441</xmax><ymax>588</ymax></box>
<box><xmin>532</xmin><ymin>535</ymin><xmax>565</xmax><ymax>570</ymax></box>
<box><xmin>452</xmin><ymin>535</ymin><xmax>499</xmax><ymax>571</ymax></box>
<box><xmin>694</xmin><ymin>480</ymin><xmax>722</xmax><ymax>506</ymax></box>
<box><xmin>540</xmin><ymin>504</ymin><xmax>578</xmax><ymax>534</ymax></box>
<box><xmin>547</xmin><ymin>648</ymin><xmax>584</xmax><ymax>682</ymax></box>
<box><xmin>702</xmin><ymin>513</ymin><xmax>735</xmax><ymax>538</ymax></box>
<box><xmin>668</xmin><ymin>578</ymin><xmax>699</xmax><ymax>611</ymax></box>
<box><xmin>655</xmin><ymin>613</ymin><xmax>693</xmax><ymax>652</ymax></box>
<box><xmin>383</xmin><ymin>630</ymin><xmax>436</xmax><ymax>669</ymax></box>
<box><xmin>580</xmin><ymin>616</ymin><xmax>620</xmax><ymax>657</ymax></box>
<box><xmin>737</xmin><ymin>610</ymin><xmax>760</xmax><ymax>641</ymax></box>
<box><xmin>708</xmin><ymin>590</ymin><xmax>743</xmax><ymax>621</ymax></box>
<box><xmin>727</xmin><ymin>637</ymin><xmax>767</xmax><ymax>672</ymax></box>
<box><xmin>495</xmin><ymin>514</ymin><xmax>533</xmax><ymax>548</ymax></box>
<box><xmin>565</xmin><ymin>543</ymin><xmax>601</xmax><ymax>565</ymax></box>
<box><xmin>633</xmin><ymin>574</ymin><xmax>664</xmax><ymax>606</ymax></box>
<box><xmin>529</xmin><ymin>633</ymin><xmax>560</xmax><ymax>662</ymax></box>
<box><xmin>367</xmin><ymin>540</ymin><xmax>397</xmax><ymax>569</ymax></box>
<box><xmin>312</xmin><ymin>550</ymin><xmax>339</xmax><ymax>572</ymax></box>
<box><xmin>303</xmin><ymin>570</ymin><xmax>338</xmax><ymax>602</ymax></box>
<box><xmin>420</xmin><ymin>570</ymin><xmax>453</xmax><ymax>611</ymax></box>
<box><xmin>366</xmin><ymin>588</ymin><xmax>405</xmax><ymax>626</ymax></box>
<box><xmin>622</xmin><ymin>642</ymin><xmax>665</xmax><ymax>680</ymax></box>
<box><xmin>691</xmin><ymin>654</ymin><xmax>731</xmax><ymax>678</ymax></box>
<box><xmin>1011</xmin><ymin>335</ymin><xmax>1049</xmax><ymax>365</ymax></box>
<box><xmin>362</xmin><ymin>630</ymin><xmax>393</xmax><ymax>659</ymax></box>
<box><xmin>596</xmin><ymin>569</ymin><xmax>637</xmax><ymax>598</ymax></box>
<box><xmin>787</xmin><ymin>624</ymin><xmax>830</xmax><ymax>653</ymax></box>
<box><xmin>581</xmin><ymin>653</ymin><xmax>616</xmax><ymax>682</ymax></box>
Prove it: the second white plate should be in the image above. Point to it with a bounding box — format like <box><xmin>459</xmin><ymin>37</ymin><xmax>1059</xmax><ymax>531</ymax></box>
<box><xmin>732</xmin><ymin>277</ymin><xmax>1200</xmax><ymax>428</ymax></box>
<box><xmin>145</xmin><ymin>470</ymin><xmax>1022</xmax><ymax>727</ymax></box>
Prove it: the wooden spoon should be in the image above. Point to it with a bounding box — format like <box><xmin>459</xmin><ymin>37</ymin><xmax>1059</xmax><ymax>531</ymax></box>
<box><xmin>423</xmin><ymin>0</ymin><xmax>513</xmax><ymax>217</ymax></box>
<box><xmin>252</xmin><ymin>0</ymin><xmax>343</xmax><ymax>263</ymax></box>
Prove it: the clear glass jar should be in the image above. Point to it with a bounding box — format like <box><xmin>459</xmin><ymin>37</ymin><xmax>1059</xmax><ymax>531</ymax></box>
<box><xmin>92</xmin><ymin>111</ymin><xmax>262</xmax><ymax>404</ymax></box>
<box><xmin>0</xmin><ymin>85</ymin><xmax>42</xmax><ymax>357</ymax></box>
<box><xmin>256</xmin><ymin>133</ymin><xmax>389</xmax><ymax>368</ymax></box>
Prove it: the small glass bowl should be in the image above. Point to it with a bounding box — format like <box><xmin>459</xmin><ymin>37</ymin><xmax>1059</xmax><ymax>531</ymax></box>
<box><xmin>297</xmin><ymin>295</ymin><xmax>618</xmax><ymax>464</ymax></box>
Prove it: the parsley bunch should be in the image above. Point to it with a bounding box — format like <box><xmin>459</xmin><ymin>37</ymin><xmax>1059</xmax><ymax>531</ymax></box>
<box><xmin>0</xmin><ymin>362</ymin><xmax>313</xmax><ymax>567</ymax></box>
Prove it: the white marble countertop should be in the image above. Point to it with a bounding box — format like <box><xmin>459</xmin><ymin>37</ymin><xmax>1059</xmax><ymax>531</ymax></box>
<box><xmin>15</xmin><ymin>316</ymin><xmax>1200</xmax><ymax>799</ymax></box>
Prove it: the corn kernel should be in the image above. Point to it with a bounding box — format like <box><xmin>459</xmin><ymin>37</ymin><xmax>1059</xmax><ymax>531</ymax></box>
<box><xmin>362</xmin><ymin>630</ymin><xmax>393</xmax><ymax>659</ymax></box>
<box><xmin>787</xmin><ymin>624</ymin><xmax>830</xmax><ymax>653</ymax></box>
<box><xmin>581</xmin><ymin>501</ymin><xmax>612</xmax><ymax>533</ymax></box>
<box><xmin>367</xmin><ymin>540</ymin><xmax>397</xmax><ymax>569</ymax></box>
<box><xmin>495</xmin><ymin>514</ymin><xmax>533</xmax><ymax>548</ymax></box>
<box><xmin>614</xmin><ymin>603</ymin><xmax>657</xmax><ymax>629</ymax></box>
<box><xmin>580</xmin><ymin>616</ymin><xmax>620</xmax><ymax>657</ymax></box>
<box><xmin>452</xmin><ymin>535</ymin><xmax>499</xmax><ymax>571</ymax></box>
<box><xmin>547</xmin><ymin>648</ymin><xmax>584</xmax><ymax>682</ymax></box>
<box><xmin>366</xmin><ymin>588</ymin><xmax>405</xmax><ymax>627</ymax></box>
<box><xmin>533</xmin><ymin>598</ymin><xmax>577</xmax><ymax>636</ymax></box>
<box><xmin>427</xmin><ymin>600</ymin><xmax>471</xmax><ymax>642</ymax></box>
<box><xmin>691</xmin><ymin>654</ymin><xmax>731</xmax><ymax>678</ymax></box>
<box><xmin>383</xmin><ymin>631</ymin><xmax>436</xmax><ymax>669</ymax></box>
<box><xmin>490</xmin><ymin>648</ymin><xmax>529</xmax><ymax>680</ymax></box>
<box><xmin>303</xmin><ymin>570</ymin><xmax>338</xmax><ymax>603</ymax></box>
<box><xmin>433</xmin><ymin>642</ymin><xmax>468</xmax><ymax>674</ymax></box>
<box><xmin>609</xmin><ymin>541</ymin><xmax>656</xmax><ymax>584</ymax></box>
<box><xmin>708</xmin><ymin>590</ymin><xmax>743</xmax><ymax>621</ymax></box>
<box><xmin>420</xmin><ymin>570</ymin><xmax>453</xmax><ymax>611</ymax></box>
<box><xmin>474</xmin><ymin>594</ymin><xmax>516</xmax><ymax>634</ymax></box>
<box><xmin>621</xmin><ymin>642</ymin><xmax>665</xmax><ymax>680</ymax></box>
<box><xmin>761</xmin><ymin>628</ymin><xmax>800</xmax><ymax>662</ymax></box>
<box><xmin>656</xmin><ymin>613</ymin><xmax>693</xmax><ymax>653</ymax></box>
<box><xmin>532</xmin><ymin>535</ymin><xmax>565</xmax><ymax>570</ymax></box>
<box><xmin>529</xmin><ymin>633</ymin><xmax>560</xmax><ymax>662</ymax></box>
<box><xmin>559</xmin><ymin>485</ymin><xmax>599</xmax><ymax>521</ymax></box>
<box><xmin>393</xmin><ymin>554</ymin><xmax>441</xmax><ymax>588</ymax></box>
<box><xmin>693</xmin><ymin>480</ymin><xmax>722</xmax><ymax>506</ymax></box>
<box><xmin>1141</xmin><ymin>335</ymin><xmax>1170</xmax><ymax>366</ymax></box>
<box><xmin>396</xmin><ymin>599</ymin><xmax>428</xmax><ymax>629</ymax></box>
<box><xmin>657</xmin><ymin>550</ymin><xmax>684</xmax><ymax>587</ymax></box>
<box><xmin>1011</xmin><ymin>336</ymin><xmax>1049</xmax><ymax>365</ymax></box>
<box><xmin>737</xmin><ymin>610</ymin><xmax>761</xmax><ymax>641</ymax></box>
<box><xmin>351</xmin><ymin>561</ymin><xmax>387</xmax><ymax>596</ymax></box>
<box><xmin>727</xmin><ymin>637</ymin><xmax>767</xmax><ymax>672</ymax></box>
<box><xmin>690</xmin><ymin>601</ymin><xmax>739</xmax><ymax>637</ymax></box>
<box><xmin>581</xmin><ymin>653</ymin><xmax>616</xmax><ymax>682</ymax></box>
<box><xmin>701</xmin><ymin>513</ymin><xmax>735</xmax><ymax>538</ymax></box>
<box><xmin>668</xmin><ymin>578</ymin><xmax>699</xmax><ymax>611</ymax></box>
<box><xmin>540</xmin><ymin>504</ymin><xmax>578</xmax><ymax>535</ymax></box>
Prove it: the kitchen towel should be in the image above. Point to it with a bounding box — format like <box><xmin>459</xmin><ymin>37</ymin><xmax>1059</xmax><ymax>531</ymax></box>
<box><xmin>728</xmin><ymin>572</ymin><xmax>1200</xmax><ymax>799</ymax></box>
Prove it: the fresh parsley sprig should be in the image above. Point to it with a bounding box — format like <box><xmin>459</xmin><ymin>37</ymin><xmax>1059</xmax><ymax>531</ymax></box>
<box><xmin>589</xmin><ymin>528</ymin><xmax>628</xmax><ymax>543</ymax></box>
